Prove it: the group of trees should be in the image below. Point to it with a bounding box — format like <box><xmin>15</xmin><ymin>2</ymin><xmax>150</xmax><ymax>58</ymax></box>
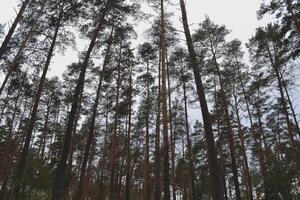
<box><xmin>0</xmin><ymin>0</ymin><xmax>299</xmax><ymax>199</ymax></box>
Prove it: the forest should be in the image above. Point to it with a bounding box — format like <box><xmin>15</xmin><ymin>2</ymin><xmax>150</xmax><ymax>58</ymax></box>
<box><xmin>0</xmin><ymin>0</ymin><xmax>299</xmax><ymax>199</ymax></box>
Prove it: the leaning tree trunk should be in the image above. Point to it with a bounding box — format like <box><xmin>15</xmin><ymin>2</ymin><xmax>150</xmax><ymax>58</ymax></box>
<box><xmin>0</xmin><ymin>0</ymin><xmax>30</xmax><ymax>58</ymax></box>
<box><xmin>266</xmin><ymin>46</ymin><xmax>300</xmax><ymax>177</ymax></box>
<box><xmin>179</xmin><ymin>1</ymin><xmax>223</xmax><ymax>199</ymax></box>
<box><xmin>279</xmin><ymin>71</ymin><xmax>300</xmax><ymax>138</ymax></box>
<box><xmin>52</xmin><ymin>2</ymin><xmax>110</xmax><ymax>199</ymax></box>
<box><xmin>0</xmin><ymin>0</ymin><xmax>46</xmax><ymax>96</ymax></box>
<box><xmin>73</xmin><ymin>28</ymin><xmax>113</xmax><ymax>200</ymax></box>
<box><xmin>14</xmin><ymin>4</ymin><xmax>62</xmax><ymax>196</ymax></box>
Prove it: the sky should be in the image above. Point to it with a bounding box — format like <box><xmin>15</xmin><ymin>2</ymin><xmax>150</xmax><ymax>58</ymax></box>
<box><xmin>0</xmin><ymin>0</ymin><xmax>299</xmax><ymax>121</ymax></box>
<box><xmin>0</xmin><ymin>0</ymin><xmax>272</xmax><ymax>77</ymax></box>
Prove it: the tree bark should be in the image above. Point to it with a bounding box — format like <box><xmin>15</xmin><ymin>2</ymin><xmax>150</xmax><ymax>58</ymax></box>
<box><xmin>109</xmin><ymin>57</ymin><xmax>122</xmax><ymax>200</ymax></box>
<box><xmin>52</xmin><ymin>2</ymin><xmax>110</xmax><ymax>199</ymax></box>
<box><xmin>143</xmin><ymin>61</ymin><xmax>151</xmax><ymax>200</ymax></box>
<box><xmin>14</xmin><ymin>4</ymin><xmax>62</xmax><ymax>196</ymax></box>
<box><xmin>160</xmin><ymin>0</ymin><xmax>171</xmax><ymax>199</ymax></box>
<box><xmin>73</xmin><ymin>28</ymin><xmax>113</xmax><ymax>200</ymax></box>
<box><xmin>0</xmin><ymin>0</ymin><xmax>46</xmax><ymax>96</ymax></box>
<box><xmin>179</xmin><ymin>1</ymin><xmax>223</xmax><ymax>199</ymax></box>
<box><xmin>125</xmin><ymin>65</ymin><xmax>133</xmax><ymax>200</ymax></box>
<box><xmin>154</xmin><ymin>49</ymin><xmax>162</xmax><ymax>200</ymax></box>
<box><xmin>232</xmin><ymin>89</ymin><xmax>254</xmax><ymax>200</ymax></box>
<box><xmin>0</xmin><ymin>0</ymin><xmax>30</xmax><ymax>59</ymax></box>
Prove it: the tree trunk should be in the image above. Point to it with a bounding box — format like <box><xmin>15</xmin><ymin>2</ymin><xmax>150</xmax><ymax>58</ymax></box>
<box><xmin>182</xmin><ymin>70</ymin><xmax>196</xmax><ymax>200</ymax></box>
<box><xmin>109</xmin><ymin>57</ymin><xmax>122</xmax><ymax>200</ymax></box>
<box><xmin>0</xmin><ymin>0</ymin><xmax>30</xmax><ymax>58</ymax></box>
<box><xmin>52</xmin><ymin>2</ymin><xmax>110</xmax><ymax>199</ymax></box>
<box><xmin>266</xmin><ymin>46</ymin><xmax>300</xmax><ymax>177</ymax></box>
<box><xmin>125</xmin><ymin>66</ymin><xmax>133</xmax><ymax>200</ymax></box>
<box><xmin>212</xmin><ymin>50</ymin><xmax>242</xmax><ymax>200</ymax></box>
<box><xmin>279</xmin><ymin>71</ymin><xmax>300</xmax><ymax>138</ymax></box>
<box><xmin>144</xmin><ymin>62</ymin><xmax>151</xmax><ymax>200</ymax></box>
<box><xmin>14</xmin><ymin>4</ymin><xmax>62</xmax><ymax>196</ymax></box>
<box><xmin>0</xmin><ymin>0</ymin><xmax>46</xmax><ymax>96</ymax></box>
<box><xmin>179</xmin><ymin>1</ymin><xmax>223</xmax><ymax>199</ymax></box>
<box><xmin>154</xmin><ymin>49</ymin><xmax>162</xmax><ymax>200</ymax></box>
<box><xmin>73</xmin><ymin>28</ymin><xmax>113</xmax><ymax>200</ymax></box>
<box><xmin>232</xmin><ymin>90</ymin><xmax>254</xmax><ymax>200</ymax></box>
<box><xmin>160</xmin><ymin>0</ymin><xmax>171</xmax><ymax>199</ymax></box>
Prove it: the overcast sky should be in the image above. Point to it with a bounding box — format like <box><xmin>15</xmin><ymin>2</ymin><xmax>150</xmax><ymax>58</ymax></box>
<box><xmin>0</xmin><ymin>0</ymin><xmax>273</xmax><ymax>77</ymax></box>
<box><xmin>1</xmin><ymin>0</ymin><xmax>299</xmax><ymax>120</ymax></box>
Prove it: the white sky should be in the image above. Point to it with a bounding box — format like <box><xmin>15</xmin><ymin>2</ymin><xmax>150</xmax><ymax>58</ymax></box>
<box><xmin>1</xmin><ymin>0</ymin><xmax>299</xmax><ymax>120</ymax></box>
<box><xmin>0</xmin><ymin>0</ymin><xmax>272</xmax><ymax>77</ymax></box>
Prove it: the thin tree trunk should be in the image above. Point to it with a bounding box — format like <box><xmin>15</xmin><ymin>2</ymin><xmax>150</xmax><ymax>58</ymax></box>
<box><xmin>125</xmin><ymin>66</ymin><xmax>133</xmax><ymax>200</ymax></box>
<box><xmin>232</xmin><ymin>90</ymin><xmax>254</xmax><ymax>200</ymax></box>
<box><xmin>179</xmin><ymin>2</ymin><xmax>223</xmax><ymax>199</ymax></box>
<box><xmin>154</xmin><ymin>50</ymin><xmax>162</xmax><ymax>200</ymax></box>
<box><xmin>144</xmin><ymin>62</ymin><xmax>150</xmax><ymax>200</ymax></box>
<box><xmin>160</xmin><ymin>0</ymin><xmax>171</xmax><ymax>199</ymax></box>
<box><xmin>171</xmin><ymin>109</ymin><xmax>177</xmax><ymax>200</ymax></box>
<box><xmin>182</xmin><ymin>75</ymin><xmax>196</xmax><ymax>200</ymax></box>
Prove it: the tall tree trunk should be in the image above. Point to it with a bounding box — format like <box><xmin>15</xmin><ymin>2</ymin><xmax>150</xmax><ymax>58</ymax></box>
<box><xmin>52</xmin><ymin>2</ymin><xmax>110</xmax><ymax>199</ymax></box>
<box><xmin>212</xmin><ymin>77</ymin><xmax>228</xmax><ymax>200</ymax></box>
<box><xmin>98</xmin><ymin>105</ymin><xmax>110</xmax><ymax>200</ymax></box>
<box><xmin>212</xmin><ymin>51</ymin><xmax>242</xmax><ymax>200</ymax></box>
<box><xmin>171</xmin><ymin>108</ymin><xmax>177</xmax><ymax>200</ymax></box>
<box><xmin>182</xmin><ymin>70</ymin><xmax>196</xmax><ymax>200</ymax></box>
<box><xmin>144</xmin><ymin>62</ymin><xmax>151</xmax><ymax>200</ymax></box>
<box><xmin>14</xmin><ymin>5</ymin><xmax>62</xmax><ymax>196</ymax></box>
<box><xmin>0</xmin><ymin>93</ymin><xmax>19</xmax><ymax>200</ymax></box>
<box><xmin>0</xmin><ymin>0</ymin><xmax>46</xmax><ymax>96</ymax></box>
<box><xmin>235</xmin><ymin>59</ymin><xmax>268</xmax><ymax>197</ymax></box>
<box><xmin>160</xmin><ymin>0</ymin><xmax>170</xmax><ymax>199</ymax></box>
<box><xmin>154</xmin><ymin>49</ymin><xmax>162</xmax><ymax>200</ymax></box>
<box><xmin>0</xmin><ymin>0</ymin><xmax>30</xmax><ymax>58</ymax></box>
<box><xmin>125</xmin><ymin>66</ymin><xmax>133</xmax><ymax>200</ymax></box>
<box><xmin>232</xmin><ymin>89</ymin><xmax>254</xmax><ymax>200</ymax></box>
<box><xmin>266</xmin><ymin>46</ymin><xmax>300</xmax><ymax>176</ymax></box>
<box><xmin>279</xmin><ymin>71</ymin><xmax>300</xmax><ymax>138</ymax></box>
<box><xmin>166</xmin><ymin>48</ymin><xmax>175</xmax><ymax>200</ymax></box>
<box><xmin>73</xmin><ymin>28</ymin><xmax>113</xmax><ymax>200</ymax></box>
<box><xmin>179</xmin><ymin>1</ymin><xmax>223</xmax><ymax>199</ymax></box>
<box><xmin>37</xmin><ymin>98</ymin><xmax>51</xmax><ymax>159</ymax></box>
<box><xmin>109</xmin><ymin>58</ymin><xmax>122</xmax><ymax>200</ymax></box>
